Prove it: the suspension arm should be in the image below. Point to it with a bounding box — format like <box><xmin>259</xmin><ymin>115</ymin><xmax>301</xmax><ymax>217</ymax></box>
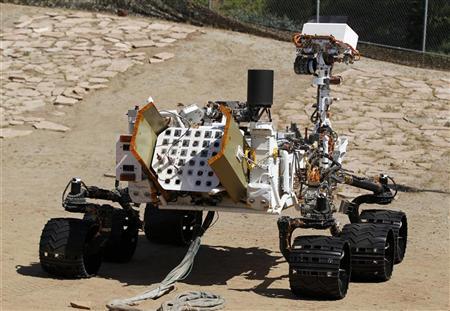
<box><xmin>85</xmin><ymin>186</ymin><xmax>131</xmax><ymax>207</ymax></box>
<box><xmin>277</xmin><ymin>216</ymin><xmax>308</xmax><ymax>261</ymax></box>
<box><xmin>341</xmin><ymin>174</ymin><xmax>384</xmax><ymax>193</ymax></box>
<box><xmin>63</xmin><ymin>178</ymin><xmax>132</xmax><ymax>212</ymax></box>
<box><xmin>338</xmin><ymin>173</ymin><xmax>396</xmax><ymax>223</ymax></box>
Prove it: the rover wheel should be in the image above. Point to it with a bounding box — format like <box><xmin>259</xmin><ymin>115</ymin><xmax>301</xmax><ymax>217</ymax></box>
<box><xmin>39</xmin><ymin>218</ymin><xmax>103</xmax><ymax>278</ymax></box>
<box><xmin>360</xmin><ymin>209</ymin><xmax>407</xmax><ymax>264</ymax></box>
<box><xmin>103</xmin><ymin>209</ymin><xmax>139</xmax><ymax>263</ymax></box>
<box><xmin>289</xmin><ymin>236</ymin><xmax>351</xmax><ymax>299</ymax></box>
<box><xmin>144</xmin><ymin>204</ymin><xmax>202</xmax><ymax>246</ymax></box>
<box><xmin>341</xmin><ymin>223</ymin><xmax>395</xmax><ymax>281</ymax></box>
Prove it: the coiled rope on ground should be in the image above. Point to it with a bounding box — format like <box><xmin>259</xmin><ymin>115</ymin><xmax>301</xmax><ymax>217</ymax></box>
<box><xmin>106</xmin><ymin>212</ymin><xmax>225</xmax><ymax>311</ymax></box>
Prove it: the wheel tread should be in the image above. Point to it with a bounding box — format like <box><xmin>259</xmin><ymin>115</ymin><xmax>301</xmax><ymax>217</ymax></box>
<box><xmin>360</xmin><ymin>209</ymin><xmax>407</xmax><ymax>263</ymax></box>
<box><xmin>341</xmin><ymin>223</ymin><xmax>395</xmax><ymax>281</ymax></box>
<box><xmin>39</xmin><ymin>218</ymin><xmax>101</xmax><ymax>278</ymax></box>
<box><xmin>289</xmin><ymin>236</ymin><xmax>350</xmax><ymax>299</ymax></box>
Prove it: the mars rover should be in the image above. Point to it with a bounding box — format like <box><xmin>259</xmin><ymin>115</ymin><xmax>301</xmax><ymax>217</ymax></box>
<box><xmin>39</xmin><ymin>23</ymin><xmax>407</xmax><ymax>299</ymax></box>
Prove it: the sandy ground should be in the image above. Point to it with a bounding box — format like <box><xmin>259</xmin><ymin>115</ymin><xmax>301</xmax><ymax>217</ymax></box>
<box><xmin>1</xmin><ymin>4</ymin><xmax>450</xmax><ymax>311</ymax></box>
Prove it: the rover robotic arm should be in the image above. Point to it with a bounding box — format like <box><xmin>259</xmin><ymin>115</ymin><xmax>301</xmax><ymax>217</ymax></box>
<box><xmin>278</xmin><ymin>23</ymin><xmax>397</xmax><ymax>256</ymax></box>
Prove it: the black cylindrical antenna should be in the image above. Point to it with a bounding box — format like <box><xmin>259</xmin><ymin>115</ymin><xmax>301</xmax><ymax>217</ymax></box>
<box><xmin>247</xmin><ymin>69</ymin><xmax>274</xmax><ymax>108</ymax></box>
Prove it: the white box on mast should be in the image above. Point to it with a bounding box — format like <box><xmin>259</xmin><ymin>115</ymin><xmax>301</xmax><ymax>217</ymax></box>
<box><xmin>301</xmin><ymin>23</ymin><xmax>359</xmax><ymax>49</ymax></box>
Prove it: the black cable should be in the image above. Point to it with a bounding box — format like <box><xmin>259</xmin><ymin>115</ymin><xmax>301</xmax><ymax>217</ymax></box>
<box><xmin>61</xmin><ymin>180</ymin><xmax>72</xmax><ymax>205</ymax></box>
<box><xmin>208</xmin><ymin>212</ymin><xmax>220</xmax><ymax>229</ymax></box>
<box><xmin>387</xmin><ymin>175</ymin><xmax>398</xmax><ymax>199</ymax></box>
<box><xmin>310</xmin><ymin>108</ymin><xmax>319</xmax><ymax>123</ymax></box>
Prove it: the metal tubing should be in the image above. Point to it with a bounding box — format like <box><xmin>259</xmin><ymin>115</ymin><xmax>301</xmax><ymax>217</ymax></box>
<box><xmin>316</xmin><ymin>0</ymin><xmax>320</xmax><ymax>23</ymax></box>
<box><xmin>343</xmin><ymin>175</ymin><xmax>384</xmax><ymax>194</ymax></box>
<box><xmin>422</xmin><ymin>0</ymin><xmax>428</xmax><ymax>52</ymax></box>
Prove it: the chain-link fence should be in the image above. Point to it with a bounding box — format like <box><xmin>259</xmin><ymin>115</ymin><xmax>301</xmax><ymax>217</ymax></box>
<box><xmin>202</xmin><ymin>0</ymin><xmax>449</xmax><ymax>56</ymax></box>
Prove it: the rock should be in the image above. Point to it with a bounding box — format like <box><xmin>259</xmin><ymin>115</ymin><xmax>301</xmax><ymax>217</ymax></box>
<box><xmin>15</xmin><ymin>116</ymin><xmax>45</xmax><ymax>123</ymax></box>
<box><xmin>149</xmin><ymin>57</ymin><xmax>164</xmax><ymax>64</ymax></box>
<box><xmin>89</xmin><ymin>84</ymin><xmax>108</xmax><ymax>89</ymax></box>
<box><xmin>125</xmin><ymin>34</ymin><xmax>148</xmax><ymax>42</ymax></box>
<box><xmin>103</xmin><ymin>37</ymin><xmax>120</xmax><ymax>43</ymax></box>
<box><xmin>94</xmin><ymin>71</ymin><xmax>118</xmax><ymax>78</ymax></box>
<box><xmin>90</xmin><ymin>59</ymin><xmax>111</xmax><ymax>67</ymax></box>
<box><xmin>15</xmin><ymin>20</ymin><xmax>33</xmax><ymax>28</ymax></box>
<box><xmin>73</xmin><ymin>86</ymin><xmax>87</xmax><ymax>95</ymax></box>
<box><xmin>26</xmin><ymin>76</ymin><xmax>44</xmax><ymax>83</ymax></box>
<box><xmin>42</xmin><ymin>31</ymin><xmax>65</xmax><ymax>38</ymax></box>
<box><xmin>171</xmin><ymin>26</ymin><xmax>197</xmax><ymax>34</ymax></box>
<box><xmin>52</xmin><ymin>88</ymin><xmax>65</xmax><ymax>96</ymax></box>
<box><xmin>70</xmin><ymin>27</ymin><xmax>92</xmax><ymax>34</ymax></box>
<box><xmin>169</xmin><ymin>32</ymin><xmax>188</xmax><ymax>39</ymax></box>
<box><xmin>44</xmin><ymin>11</ymin><xmax>60</xmax><ymax>17</ymax></box>
<box><xmin>126</xmin><ymin>52</ymin><xmax>146</xmax><ymax>57</ymax></box>
<box><xmin>104</xmin><ymin>172</ymin><xmax>116</xmax><ymax>178</ymax></box>
<box><xmin>153</xmin><ymin>52</ymin><xmax>174</xmax><ymax>61</ymax></box>
<box><xmin>398</xmin><ymin>80</ymin><xmax>429</xmax><ymax>89</ymax></box>
<box><xmin>15</xmin><ymin>15</ymin><xmax>33</xmax><ymax>23</ymax></box>
<box><xmin>113</xmin><ymin>42</ymin><xmax>132</xmax><ymax>51</ymax></box>
<box><xmin>106</xmin><ymin>59</ymin><xmax>134</xmax><ymax>72</ymax></box>
<box><xmin>54</xmin><ymin>95</ymin><xmax>78</xmax><ymax>106</ymax></box>
<box><xmin>126</xmin><ymin>52</ymin><xmax>146</xmax><ymax>61</ymax></box>
<box><xmin>131</xmin><ymin>40</ymin><xmax>155</xmax><ymax>48</ymax></box>
<box><xmin>420</xmin><ymin>125</ymin><xmax>450</xmax><ymax>131</ymax></box>
<box><xmin>33</xmin><ymin>27</ymin><xmax>51</xmax><ymax>33</ymax></box>
<box><xmin>63</xmin><ymin>89</ymin><xmax>83</xmax><ymax>100</ymax></box>
<box><xmin>69</xmin><ymin>301</ymin><xmax>91</xmax><ymax>310</ymax></box>
<box><xmin>0</xmin><ymin>40</ymin><xmax>14</xmax><ymax>50</ymax></box>
<box><xmin>3</xmin><ymin>82</ymin><xmax>24</xmax><ymax>90</ymax></box>
<box><xmin>159</xmin><ymin>38</ymin><xmax>177</xmax><ymax>44</ymax></box>
<box><xmin>435</xmin><ymin>91</ymin><xmax>450</xmax><ymax>101</ymax></box>
<box><xmin>0</xmin><ymin>128</ymin><xmax>33</xmax><ymax>138</ymax></box>
<box><xmin>147</xmin><ymin>23</ymin><xmax>172</xmax><ymax>31</ymax></box>
<box><xmin>1</xmin><ymin>9</ymin><xmax>199</xmax><ymax>129</ymax></box>
<box><xmin>88</xmin><ymin>77</ymin><xmax>109</xmax><ymax>84</ymax></box>
<box><xmin>51</xmin><ymin>111</ymin><xmax>66</xmax><ymax>116</ymax></box>
<box><xmin>36</xmin><ymin>82</ymin><xmax>55</xmax><ymax>91</ymax></box>
<box><xmin>9</xmin><ymin>120</ymin><xmax>25</xmax><ymax>126</ymax></box>
<box><xmin>33</xmin><ymin>121</ymin><xmax>70</xmax><ymax>132</ymax></box>
<box><xmin>78</xmin><ymin>82</ymin><xmax>91</xmax><ymax>89</ymax></box>
<box><xmin>65</xmin><ymin>74</ymin><xmax>80</xmax><ymax>82</ymax></box>
<box><xmin>22</xmin><ymin>99</ymin><xmax>46</xmax><ymax>111</ymax></box>
<box><xmin>15</xmin><ymin>89</ymin><xmax>41</xmax><ymax>97</ymax></box>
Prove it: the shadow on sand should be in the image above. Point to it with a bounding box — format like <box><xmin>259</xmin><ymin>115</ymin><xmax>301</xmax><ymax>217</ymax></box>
<box><xmin>16</xmin><ymin>235</ymin><xmax>295</xmax><ymax>298</ymax></box>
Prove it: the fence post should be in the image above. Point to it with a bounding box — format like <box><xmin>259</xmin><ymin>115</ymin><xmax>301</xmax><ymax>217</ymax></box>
<box><xmin>422</xmin><ymin>0</ymin><xmax>428</xmax><ymax>52</ymax></box>
<box><xmin>209</xmin><ymin>0</ymin><xmax>212</xmax><ymax>10</ymax></box>
<box><xmin>316</xmin><ymin>0</ymin><xmax>320</xmax><ymax>23</ymax></box>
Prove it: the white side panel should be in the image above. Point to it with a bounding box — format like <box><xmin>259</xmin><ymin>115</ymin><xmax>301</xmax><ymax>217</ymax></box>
<box><xmin>116</xmin><ymin>136</ymin><xmax>142</xmax><ymax>181</ymax></box>
<box><xmin>247</xmin><ymin>122</ymin><xmax>280</xmax><ymax>210</ymax></box>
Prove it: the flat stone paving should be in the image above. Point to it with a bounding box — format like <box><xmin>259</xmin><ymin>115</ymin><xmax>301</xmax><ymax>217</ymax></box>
<box><xmin>0</xmin><ymin>9</ymin><xmax>199</xmax><ymax>137</ymax></box>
